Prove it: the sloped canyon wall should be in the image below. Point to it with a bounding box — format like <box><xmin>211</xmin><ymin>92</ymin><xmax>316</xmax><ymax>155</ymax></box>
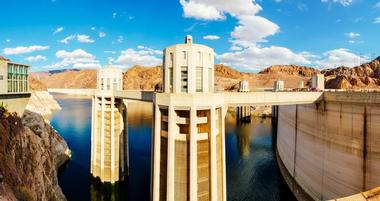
<box><xmin>277</xmin><ymin>92</ymin><xmax>380</xmax><ymax>201</ymax></box>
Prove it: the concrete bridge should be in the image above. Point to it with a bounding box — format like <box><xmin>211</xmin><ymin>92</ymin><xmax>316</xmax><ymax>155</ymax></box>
<box><xmin>52</xmin><ymin>89</ymin><xmax>322</xmax><ymax>106</ymax></box>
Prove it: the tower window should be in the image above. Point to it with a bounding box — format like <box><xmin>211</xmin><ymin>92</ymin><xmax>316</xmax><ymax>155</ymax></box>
<box><xmin>196</xmin><ymin>67</ymin><xmax>203</xmax><ymax>92</ymax></box>
<box><xmin>181</xmin><ymin>66</ymin><xmax>188</xmax><ymax>93</ymax></box>
<box><xmin>183</xmin><ymin>51</ymin><xmax>187</xmax><ymax>59</ymax></box>
<box><xmin>169</xmin><ymin>67</ymin><xmax>173</xmax><ymax>92</ymax></box>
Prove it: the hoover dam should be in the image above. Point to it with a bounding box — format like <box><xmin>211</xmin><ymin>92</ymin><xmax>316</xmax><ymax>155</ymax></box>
<box><xmin>276</xmin><ymin>91</ymin><xmax>380</xmax><ymax>201</ymax></box>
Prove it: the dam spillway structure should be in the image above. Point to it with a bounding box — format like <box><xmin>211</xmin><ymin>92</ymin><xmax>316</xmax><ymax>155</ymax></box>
<box><xmin>91</xmin><ymin>64</ymin><xmax>129</xmax><ymax>183</ymax></box>
<box><xmin>237</xmin><ymin>80</ymin><xmax>251</xmax><ymax>123</ymax></box>
<box><xmin>151</xmin><ymin>35</ymin><xmax>227</xmax><ymax>201</ymax></box>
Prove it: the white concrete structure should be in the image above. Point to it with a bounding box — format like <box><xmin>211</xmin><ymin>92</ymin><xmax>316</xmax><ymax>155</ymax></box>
<box><xmin>163</xmin><ymin>35</ymin><xmax>214</xmax><ymax>93</ymax></box>
<box><xmin>152</xmin><ymin>36</ymin><xmax>226</xmax><ymax>201</ymax></box>
<box><xmin>274</xmin><ymin>79</ymin><xmax>285</xmax><ymax>92</ymax></box>
<box><xmin>91</xmin><ymin>64</ymin><xmax>128</xmax><ymax>183</ymax></box>
<box><xmin>311</xmin><ymin>74</ymin><xmax>325</xmax><ymax>91</ymax></box>
<box><xmin>97</xmin><ymin>63</ymin><xmax>123</xmax><ymax>91</ymax></box>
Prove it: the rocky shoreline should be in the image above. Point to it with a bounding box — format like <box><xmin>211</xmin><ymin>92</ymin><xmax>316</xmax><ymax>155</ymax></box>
<box><xmin>26</xmin><ymin>91</ymin><xmax>62</xmax><ymax>118</ymax></box>
<box><xmin>0</xmin><ymin>109</ymin><xmax>70</xmax><ymax>201</ymax></box>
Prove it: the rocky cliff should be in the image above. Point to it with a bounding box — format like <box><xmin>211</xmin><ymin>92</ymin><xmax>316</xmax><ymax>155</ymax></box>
<box><xmin>26</xmin><ymin>91</ymin><xmax>62</xmax><ymax>118</ymax></box>
<box><xmin>0</xmin><ymin>109</ymin><xmax>70</xmax><ymax>201</ymax></box>
<box><xmin>322</xmin><ymin>57</ymin><xmax>380</xmax><ymax>89</ymax></box>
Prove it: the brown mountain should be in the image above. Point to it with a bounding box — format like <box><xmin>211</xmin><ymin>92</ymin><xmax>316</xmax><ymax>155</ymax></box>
<box><xmin>30</xmin><ymin>56</ymin><xmax>380</xmax><ymax>91</ymax></box>
<box><xmin>259</xmin><ymin>65</ymin><xmax>320</xmax><ymax>77</ymax></box>
<box><xmin>322</xmin><ymin>56</ymin><xmax>380</xmax><ymax>89</ymax></box>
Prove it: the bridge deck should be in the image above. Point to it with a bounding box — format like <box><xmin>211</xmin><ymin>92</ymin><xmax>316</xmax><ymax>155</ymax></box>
<box><xmin>47</xmin><ymin>88</ymin><xmax>324</xmax><ymax>106</ymax></box>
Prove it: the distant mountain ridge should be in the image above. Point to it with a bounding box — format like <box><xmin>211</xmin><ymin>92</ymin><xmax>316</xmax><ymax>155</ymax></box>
<box><xmin>28</xmin><ymin>55</ymin><xmax>380</xmax><ymax>91</ymax></box>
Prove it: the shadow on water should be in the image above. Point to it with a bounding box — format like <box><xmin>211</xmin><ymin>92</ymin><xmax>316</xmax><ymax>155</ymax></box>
<box><xmin>53</xmin><ymin>95</ymin><xmax>295</xmax><ymax>201</ymax></box>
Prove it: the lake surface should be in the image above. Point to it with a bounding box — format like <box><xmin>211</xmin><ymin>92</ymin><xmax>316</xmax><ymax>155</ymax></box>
<box><xmin>52</xmin><ymin>95</ymin><xmax>296</xmax><ymax>201</ymax></box>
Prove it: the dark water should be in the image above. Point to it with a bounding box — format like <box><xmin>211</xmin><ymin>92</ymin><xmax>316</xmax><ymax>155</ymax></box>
<box><xmin>52</xmin><ymin>95</ymin><xmax>296</xmax><ymax>201</ymax></box>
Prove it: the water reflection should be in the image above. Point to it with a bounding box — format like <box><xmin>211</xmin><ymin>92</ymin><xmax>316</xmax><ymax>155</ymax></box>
<box><xmin>236</xmin><ymin>122</ymin><xmax>251</xmax><ymax>159</ymax></box>
<box><xmin>90</xmin><ymin>178</ymin><xmax>127</xmax><ymax>201</ymax></box>
<box><xmin>53</xmin><ymin>95</ymin><xmax>295</xmax><ymax>201</ymax></box>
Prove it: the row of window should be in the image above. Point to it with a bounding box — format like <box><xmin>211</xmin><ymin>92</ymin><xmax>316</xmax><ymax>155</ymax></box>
<box><xmin>168</xmin><ymin>67</ymin><xmax>212</xmax><ymax>93</ymax></box>
<box><xmin>100</xmin><ymin>78</ymin><xmax>122</xmax><ymax>91</ymax></box>
<box><xmin>7</xmin><ymin>64</ymin><xmax>29</xmax><ymax>93</ymax></box>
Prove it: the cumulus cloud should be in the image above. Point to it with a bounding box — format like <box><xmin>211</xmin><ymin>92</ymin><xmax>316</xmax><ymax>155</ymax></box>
<box><xmin>76</xmin><ymin>35</ymin><xmax>95</xmax><ymax>43</ymax></box>
<box><xmin>203</xmin><ymin>35</ymin><xmax>220</xmax><ymax>40</ymax></box>
<box><xmin>321</xmin><ymin>0</ymin><xmax>353</xmax><ymax>7</ymax></box>
<box><xmin>25</xmin><ymin>55</ymin><xmax>47</xmax><ymax>62</ymax></box>
<box><xmin>218</xmin><ymin>46</ymin><xmax>312</xmax><ymax>71</ymax></box>
<box><xmin>44</xmin><ymin>49</ymin><xmax>100</xmax><ymax>69</ymax></box>
<box><xmin>116</xmin><ymin>46</ymin><xmax>161</xmax><ymax>67</ymax></box>
<box><xmin>60</xmin><ymin>34</ymin><xmax>95</xmax><ymax>44</ymax></box>
<box><xmin>53</xmin><ymin>27</ymin><xmax>64</xmax><ymax>34</ymax></box>
<box><xmin>315</xmin><ymin>48</ymin><xmax>369</xmax><ymax>68</ymax></box>
<box><xmin>3</xmin><ymin>45</ymin><xmax>49</xmax><ymax>55</ymax></box>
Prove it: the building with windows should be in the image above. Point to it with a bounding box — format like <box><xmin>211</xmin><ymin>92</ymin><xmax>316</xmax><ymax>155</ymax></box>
<box><xmin>152</xmin><ymin>35</ymin><xmax>226</xmax><ymax>201</ymax></box>
<box><xmin>0</xmin><ymin>57</ymin><xmax>29</xmax><ymax>94</ymax></box>
<box><xmin>91</xmin><ymin>64</ymin><xmax>128</xmax><ymax>183</ymax></box>
<box><xmin>97</xmin><ymin>63</ymin><xmax>123</xmax><ymax>91</ymax></box>
<box><xmin>163</xmin><ymin>35</ymin><xmax>214</xmax><ymax>93</ymax></box>
<box><xmin>0</xmin><ymin>57</ymin><xmax>31</xmax><ymax>115</ymax></box>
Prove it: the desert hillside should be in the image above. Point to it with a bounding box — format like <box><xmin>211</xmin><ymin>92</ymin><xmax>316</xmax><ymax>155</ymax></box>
<box><xmin>27</xmin><ymin>55</ymin><xmax>380</xmax><ymax>91</ymax></box>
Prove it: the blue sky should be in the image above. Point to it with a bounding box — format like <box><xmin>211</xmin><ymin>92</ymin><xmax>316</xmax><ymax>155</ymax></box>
<box><xmin>0</xmin><ymin>0</ymin><xmax>379</xmax><ymax>72</ymax></box>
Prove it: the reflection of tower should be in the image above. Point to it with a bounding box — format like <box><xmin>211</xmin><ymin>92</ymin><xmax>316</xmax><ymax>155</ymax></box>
<box><xmin>236</xmin><ymin>123</ymin><xmax>251</xmax><ymax>158</ymax></box>
<box><xmin>91</xmin><ymin>64</ymin><xmax>129</xmax><ymax>183</ymax></box>
<box><xmin>152</xmin><ymin>35</ymin><xmax>227</xmax><ymax>201</ymax></box>
<box><xmin>237</xmin><ymin>81</ymin><xmax>251</xmax><ymax>122</ymax></box>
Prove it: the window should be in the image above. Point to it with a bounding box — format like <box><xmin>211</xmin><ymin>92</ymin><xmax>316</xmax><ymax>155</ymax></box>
<box><xmin>0</xmin><ymin>75</ymin><xmax>3</xmax><ymax>80</ymax></box>
<box><xmin>209</xmin><ymin>68</ymin><xmax>213</xmax><ymax>92</ymax></box>
<box><xmin>181</xmin><ymin>66</ymin><xmax>188</xmax><ymax>93</ymax></box>
<box><xmin>183</xmin><ymin>51</ymin><xmax>186</xmax><ymax>59</ymax></box>
<box><xmin>170</xmin><ymin>53</ymin><xmax>174</xmax><ymax>66</ymax></box>
<box><xmin>196</xmin><ymin>67</ymin><xmax>203</xmax><ymax>92</ymax></box>
<box><xmin>197</xmin><ymin>51</ymin><xmax>202</xmax><ymax>61</ymax></box>
<box><xmin>169</xmin><ymin>67</ymin><xmax>173</xmax><ymax>92</ymax></box>
<box><xmin>107</xmin><ymin>78</ymin><xmax>110</xmax><ymax>90</ymax></box>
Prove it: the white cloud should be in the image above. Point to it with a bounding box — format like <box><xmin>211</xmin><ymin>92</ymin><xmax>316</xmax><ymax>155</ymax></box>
<box><xmin>5</xmin><ymin>39</ymin><xmax>11</xmax><ymax>43</ymax></box>
<box><xmin>315</xmin><ymin>48</ymin><xmax>369</xmax><ymax>68</ymax></box>
<box><xmin>99</xmin><ymin>32</ymin><xmax>106</xmax><ymax>38</ymax></box>
<box><xmin>374</xmin><ymin>17</ymin><xmax>380</xmax><ymax>24</ymax></box>
<box><xmin>179</xmin><ymin>0</ymin><xmax>224</xmax><ymax>20</ymax></box>
<box><xmin>91</xmin><ymin>27</ymin><xmax>96</xmax><ymax>30</ymax></box>
<box><xmin>218</xmin><ymin>45</ymin><xmax>312</xmax><ymax>70</ymax></box>
<box><xmin>60</xmin><ymin>34</ymin><xmax>95</xmax><ymax>44</ymax></box>
<box><xmin>44</xmin><ymin>49</ymin><xmax>100</xmax><ymax>69</ymax></box>
<box><xmin>345</xmin><ymin>32</ymin><xmax>360</xmax><ymax>38</ymax></box>
<box><xmin>321</xmin><ymin>0</ymin><xmax>353</xmax><ymax>7</ymax></box>
<box><xmin>76</xmin><ymin>34</ymin><xmax>95</xmax><ymax>43</ymax></box>
<box><xmin>203</xmin><ymin>35</ymin><xmax>220</xmax><ymax>40</ymax></box>
<box><xmin>53</xmin><ymin>27</ymin><xmax>64</xmax><ymax>34</ymax></box>
<box><xmin>3</xmin><ymin>45</ymin><xmax>49</xmax><ymax>55</ymax></box>
<box><xmin>116</xmin><ymin>46</ymin><xmax>162</xmax><ymax>67</ymax></box>
<box><xmin>231</xmin><ymin>15</ymin><xmax>279</xmax><ymax>47</ymax></box>
<box><xmin>24</xmin><ymin>55</ymin><xmax>47</xmax><ymax>62</ymax></box>
<box><xmin>113</xmin><ymin>12</ymin><xmax>117</xmax><ymax>19</ymax></box>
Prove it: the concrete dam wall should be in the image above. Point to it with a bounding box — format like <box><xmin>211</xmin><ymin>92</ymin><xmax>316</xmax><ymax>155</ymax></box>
<box><xmin>276</xmin><ymin>92</ymin><xmax>380</xmax><ymax>201</ymax></box>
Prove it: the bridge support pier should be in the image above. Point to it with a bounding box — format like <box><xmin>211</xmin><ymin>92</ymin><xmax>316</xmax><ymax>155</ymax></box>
<box><xmin>91</xmin><ymin>93</ymin><xmax>129</xmax><ymax>183</ymax></box>
<box><xmin>237</xmin><ymin>106</ymin><xmax>251</xmax><ymax>123</ymax></box>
